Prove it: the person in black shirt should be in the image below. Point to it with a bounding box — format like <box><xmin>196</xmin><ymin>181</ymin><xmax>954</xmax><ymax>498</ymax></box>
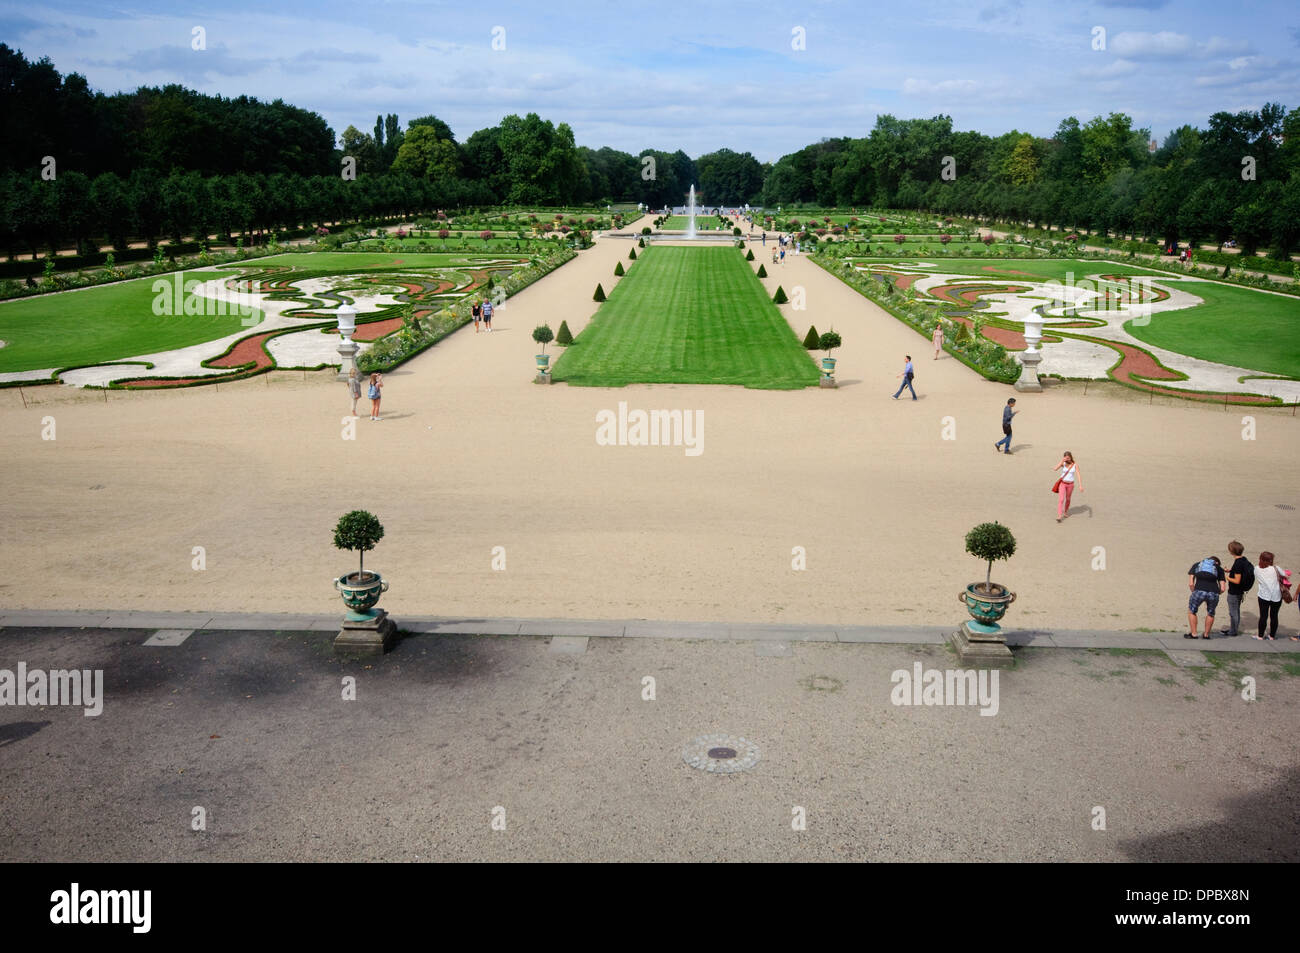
<box><xmin>1220</xmin><ymin>540</ymin><xmax>1254</xmax><ymax>637</ymax></box>
<box><xmin>1186</xmin><ymin>555</ymin><xmax>1226</xmax><ymax>639</ymax></box>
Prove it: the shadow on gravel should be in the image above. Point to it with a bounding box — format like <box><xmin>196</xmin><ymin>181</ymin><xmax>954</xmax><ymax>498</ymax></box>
<box><xmin>1118</xmin><ymin>764</ymin><xmax>1300</xmax><ymax>862</ymax></box>
<box><xmin>0</xmin><ymin>720</ymin><xmax>50</xmax><ymax>748</ymax></box>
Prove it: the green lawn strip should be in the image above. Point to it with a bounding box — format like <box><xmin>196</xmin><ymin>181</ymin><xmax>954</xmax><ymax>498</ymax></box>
<box><xmin>1124</xmin><ymin>281</ymin><xmax>1300</xmax><ymax>378</ymax></box>
<box><xmin>551</xmin><ymin>245</ymin><xmax>818</xmax><ymax>389</ymax></box>
<box><xmin>659</xmin><ymin>216</ymin><xmax>734</xmax><ymax>231</ymax></box>
<box><xmin>0</xmin><ymin>269</ymin><xmax>256</xmax><ymax>373</ymax></box>
<box><xmin>254</xmin><ymin>252</ymin><xmax>529</xmax><ymax>270</ymax></box>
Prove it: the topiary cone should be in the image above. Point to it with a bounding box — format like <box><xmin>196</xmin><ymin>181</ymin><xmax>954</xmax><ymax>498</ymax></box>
<box><xmin>555</xmin><ymin>320</ymin><xmax>573</xmax><ymax>346</ymax></box>
<box><xmin>614</xmin><ymin>261</ymin><xmax>625</xmax><ymax>276</ymax></box>
<box><xmin>756</xmin><ymin>263</ymin><xmax>767</xmax><ymax>278</ymax></box>
<box><xmin>593</xmin><ymin>283</ymin><xmax>606</xmax><ymax>302</ymax></box>
<box><xmin>802</xmin><ymin>325</ymin><xmax>819</xmax><ymax>349</ymax></box>
<box><xmin>773</xmin><ymin>285</ymin><xmax>788</xmax><ymax>304</ymax></box>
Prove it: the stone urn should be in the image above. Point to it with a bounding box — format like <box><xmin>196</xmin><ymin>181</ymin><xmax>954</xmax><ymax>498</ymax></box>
<box><xmin>959</xmin><ymin>582</ymin><xmax>1017</xmax><ymax>626</ymax></box>
<box><xmin>334</xmin><ymin>571</ymin><xmax>389</xmax><ymax>619</ymax></box>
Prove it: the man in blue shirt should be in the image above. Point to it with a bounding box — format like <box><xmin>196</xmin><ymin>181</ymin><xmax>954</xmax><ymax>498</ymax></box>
<box><xmin>994</xmin><ymin>398</ymin><xmax>1017</xmax><ymax>453</ymax></box>
<box><xmin>892</xmin><ymin>355</ymin><xmax>916</xmax><ymax>400</ymax></box>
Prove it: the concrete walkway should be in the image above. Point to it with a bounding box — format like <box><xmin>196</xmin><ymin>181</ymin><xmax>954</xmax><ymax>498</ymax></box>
<box><xmin>3</xmin><ymin>609</ymin><xmax>1296</xmax><ymax>657</ymax></box>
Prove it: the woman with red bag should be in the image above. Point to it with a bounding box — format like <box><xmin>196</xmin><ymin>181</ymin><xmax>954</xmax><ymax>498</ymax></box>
<box><xmin>1051</xmin><ymin>451</ymin><xmax>1081</xmax><ymax>522</ymax></box>
<box><xmin>1252</xmin><ymin>552</ymin><xmax>1289</xmax><ymax>640</ymax></box>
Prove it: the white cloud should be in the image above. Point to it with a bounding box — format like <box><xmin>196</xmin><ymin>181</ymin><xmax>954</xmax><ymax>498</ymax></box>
<box><xmin>901</xmin><ymin>78</ymin><xmax>979</xmax><ymax>97</ymax></box>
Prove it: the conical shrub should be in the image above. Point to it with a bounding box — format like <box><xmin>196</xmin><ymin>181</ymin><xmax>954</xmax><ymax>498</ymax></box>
<box><xmin>629</xmin><ymin>248</ymin><xmax>637</xmax><ymax>260</ymax></box>
<box><xmin>773</xmin><ymin>285</ymin><xmax>788</xmax><ymax>304</ymax></box>
<box><xmin>756</xmin><ymin>263</ymin><xmax>767</xmax><ymax>278</ymax></box>
<box><xmin>802</xmin><ymin>325</ymin><xmax>820</xmax><ymax>349</ymax></box>
<box><xmin>614</xmin><ymin>261</ymin><xmax>625</xmax><ymax>276</ymax></box>
<box><xmin>593</xmin><ymin>283</ymin><xmax>606</xmax><ymax>302</ymax></box>
<box><xmin>745</xmin><ymin>249</ymin><xmax>755</xmax><ymax>261</ymax></box>
<box><xmin>555</xmin><ymin>320</ymin><xmax>573</xmax><ymax>346</ymax></box>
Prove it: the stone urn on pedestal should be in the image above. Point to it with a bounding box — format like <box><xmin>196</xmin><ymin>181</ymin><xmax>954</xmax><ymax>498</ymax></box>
<box><xmin>818</xmin><ymin>330</ymin><xmax>841</xmax><ymax>388</ymax></box>
<box><xmin>336</xmin><ymin>303</ymin><xmax>359</xmax><ymax>382</ymax></box>
<box><xmin>950</xmin><ymin>521</ymin><xmax>1017</xmax><ymax>667</ymax></box>
<box><xmin>1015</xmin><ymin>310</ymin><xmax>1044</xmax><ymax>392</ymax></box>
<box><xmin>331</xmin><ymin>510</ymin><xmax>396</xmax><ymax>655</ymax></box>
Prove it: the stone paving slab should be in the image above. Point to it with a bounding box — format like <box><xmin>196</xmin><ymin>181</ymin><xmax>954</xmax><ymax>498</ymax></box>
<box><xmin>0</xmin><ymin>609</ymin><xmax>1296</xmax><ymax>655</ymax></box>
<box><xmin>623</xmin><ymin>620</ymin><xmax>730</xmax><ymax>640</ymax></box>
<box><xmin>547</xmin><ymin>636</ymin><xmax>589</xmax><ymax>655</ymax></box>
<box><xmin>518</xmin><ymin>619</ymin><xmax>624</xmax><ymax>638</ymax></box>
<box><xmin>143</xmin><ymin>629</ymin><xmax>194</xmax><ymax>646</ymax></box>
<box><xmin>1163</xmin><ymin>650</ymin><xmax>1212</xmax><ymax>668</ymax></box>
<box><xmin>835</xmin><ymin>627</ymin><xmax>946</xmax><ymax>644</ymax></box>
<box><xmin>731</xmin><ymin>624</ymin><xmax>835</xmax><ymax>642</ymax></box>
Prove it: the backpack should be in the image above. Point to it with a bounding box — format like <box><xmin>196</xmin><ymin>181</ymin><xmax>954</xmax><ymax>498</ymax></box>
<box><xmin>1196</xmin><ymin>557</ymin><xmax>1218</xmax><ymax>575</ymax></box>
<box><xmin>1239</xmin><ymin>561</ymin><xmax>1255</xmax><ymax>593</ymax></box>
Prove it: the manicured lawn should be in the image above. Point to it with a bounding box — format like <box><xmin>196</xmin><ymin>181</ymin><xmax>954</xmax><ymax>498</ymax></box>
<box><xmin>0</xmin><ymin>270</ymin><xmax>256</xmax><ymax>373</ymax></box>
<box><xmin>845</xmin><ymin>258</ymin><xmax>1163</xmax><ymax>280</ymax></box>
<box><xmin>551</xmin><ymin>245</ymin><xmax>819</xmax><ymax>389</ymax></box>
<box><xmin>659</xmin><ymin>216</ymin><xmax>734</xmax><ymax>231</ymax></box>
<box><xmin>1125</xmin><ymin>282</ymin><xmax>1300</xmax><ymax>377</ymax></box>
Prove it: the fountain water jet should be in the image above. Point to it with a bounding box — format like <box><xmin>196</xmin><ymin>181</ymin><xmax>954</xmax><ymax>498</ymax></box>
<box><xmin>686</xmin><ymin>184</ymin><xmax>696</xmax><ymax>240</ymax></box>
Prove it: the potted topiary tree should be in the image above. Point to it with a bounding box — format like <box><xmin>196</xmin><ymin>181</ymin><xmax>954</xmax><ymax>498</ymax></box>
<box><xmin>332</xmin><ymin>510</ymin><xmax>388</xmax><ymax>616</ymax></box>
<box><xmin>960</xmin><ymin>521</ymin><xmax>1017</xmax><ymax>624</ymax></box>
<box><xmin>817</xmin><ymin>330</ymin><xmax>841</xmax><ymax>386</ymax></box>
<box><xmin>533</xmin><ymin>323</ymin><xmax>554</xmax><ymax>380</ymax></box>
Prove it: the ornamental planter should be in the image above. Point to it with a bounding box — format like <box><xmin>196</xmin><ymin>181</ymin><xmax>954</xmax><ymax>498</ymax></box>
<box><xmin>334</xmin><ymin>570</ymin><xmax>389</xmax><ymax>618</ymax></box>
<box><xmin>535</xmin><ymin>354</ymin><xmax>550</xmax><ymax>370</ymax></box>
<box><xmin>959</xmin><ymin>582</ymin><xmax>1016</xmax><ymax>626</ymax></box>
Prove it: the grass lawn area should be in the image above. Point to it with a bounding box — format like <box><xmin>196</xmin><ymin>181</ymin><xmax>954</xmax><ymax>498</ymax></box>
<box><xmin>1125</xmin><ymin>282</ymin><xmax>1300</xmax><ymax>377</ymax></box>
<box><xmin>0</xmin><ymin>270</ymin><xmax>258</xmax><ymax>373</ymax></box>
<box><xmin>551</xmin><ymin>245</ymin><xmax>819</xmax><ymax>389</ymax></box>
<box><xmin>659</xmin><ymin>216</ymin><xmax>734</xmax><ymax>231</ymax></box>
<box><xmin>844</xmin><ymin>259</ymin><xmax>1164</xmax><ymax>280</ymax></box>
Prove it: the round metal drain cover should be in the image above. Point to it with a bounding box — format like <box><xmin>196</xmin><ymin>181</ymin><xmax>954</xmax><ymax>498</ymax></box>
<box><xmin>683</xmin><ymin>734</ymin><xmax>760</xmax><ymax>774</ymax></box>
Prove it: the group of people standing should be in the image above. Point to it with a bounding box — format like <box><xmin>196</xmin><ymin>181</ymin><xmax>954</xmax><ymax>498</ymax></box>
<box><xmin>1187</xmin><ymin>543</ymin><xmax>1294</xmax><ymax>640</ymax></box>
<box><xmin>347</xmin><ymin>369</ymin><xmax>384</xmax><ymax>421</ymax></box>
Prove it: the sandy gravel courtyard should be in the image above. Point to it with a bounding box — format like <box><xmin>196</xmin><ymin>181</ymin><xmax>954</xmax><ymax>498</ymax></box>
<box><xmin>2</xmin><ymin>222</ymin><xmax>1297</xmax><ymax>635</ymax></box>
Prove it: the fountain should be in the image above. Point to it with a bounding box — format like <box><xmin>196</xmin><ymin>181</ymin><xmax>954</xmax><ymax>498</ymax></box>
<box><xmin>686</xmin><ymin>184</ymin><xmax>697</xmax><ymax>240</ymax></box>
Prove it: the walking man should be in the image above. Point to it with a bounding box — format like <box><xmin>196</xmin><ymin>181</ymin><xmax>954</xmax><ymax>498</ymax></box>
<box><xmin>892</xmin><ymin>355</ymin><xmax>917</xmax><ymax>400</ymax></box>
<box><xmin>481</xmin><ymin>297</ymin><xmax>494</xmax><ymax>332</ymax></box>
<box><xmin>994</xmin><ymin>398</ymin><xmax>1016</xmax><ymax>454</ymax></box>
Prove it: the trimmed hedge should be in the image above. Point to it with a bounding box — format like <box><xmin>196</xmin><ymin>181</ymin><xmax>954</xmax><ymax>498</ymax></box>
<box><xmin>802</xmin><ymin>325</ymin><xmax>819</xmax><ymax>349</ymax></box>
<box><xmin>357</xmin><ymin>246</ymin><xmax>577</xmax><ymax>373</ymax></box>
<box><xmin>593</xmin><ymin>282</ymin><xmax>606</xmax><ymax>302</ymax></box>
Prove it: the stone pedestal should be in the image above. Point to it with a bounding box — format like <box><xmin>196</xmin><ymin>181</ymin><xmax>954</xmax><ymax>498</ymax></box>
<box><xmin>819</xmin><ymin>376</ymin><xmax>838</xmax><ymax>388</ymax></box>
<box><xmin>336</xmin><ymin>339</ymin><xmax>359</xmax><ymax>382</ymax></box>
<box><xmin>534</xmin><ymin>372</ymin><xmax>552</xmax><ymax>385</ymax></box>
<box><xmin>1014</xmin><ymin>349</ymin><xmax>1042</xmax><ymax>392</ymax></box>
<box><xmin>334</xmin><ymin>608</ymin><xmax>396</xmax><ymax>655</ymax></box>
<box><xmin>948</xmin><ymin>620</ymin><xmax>1015</xmax><ymax>668</ymax></box>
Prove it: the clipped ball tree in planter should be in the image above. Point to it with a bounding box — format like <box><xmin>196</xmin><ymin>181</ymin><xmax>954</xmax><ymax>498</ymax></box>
<box><xmin>533</xmin><ymin>323</ymin><xmax>554</xmax><ymax>381</ymax></box>
<box><xmin>817</xmin><ymin>330</ymin><xmax>841</xmax><ymax>387</ymax></box>
<box><xmin>951</xmin><ymin>521</ymin><xmax>1018</xmax><ymax>666</ymax></box>
<box><xmin>332</xmin><ymin>510</ymin><xmax>396</xmax><ymax>654</ymax></box>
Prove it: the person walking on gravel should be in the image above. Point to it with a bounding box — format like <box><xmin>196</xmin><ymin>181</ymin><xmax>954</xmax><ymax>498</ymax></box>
<box><xmin>892</xmin><ymin>355</ymin><xmax>917</xmax><ymax>400</ymax></box>
<box><xmin>1051</xmin><ymin>451</ymin><xmax>1081</xmax><ymax>521</ymax></box>
<box><xmin>472</xmin><ymin>299</ymin><xmax>482</xmax><ymax>333</ymax></box>
<box><xmin>482</xmin><ymin>298</ymin><xmax>494</xmax><ymax>332</ymax></box>
<box><xmin>994</xmin><ymin>398</ymin><xmax>1016</xmax><ymax>454</ymax></box>
<box><xmin>932</xmin><ymin>321</ymin><xmax>945</xmax><ymax>359</ymax></box>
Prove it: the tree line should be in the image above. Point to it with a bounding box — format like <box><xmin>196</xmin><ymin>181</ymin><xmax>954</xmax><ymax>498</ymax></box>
<box><xmin>2</xmin><ymin>44</ymin><xmax>1296</xmax><ymax>259</ymax></box>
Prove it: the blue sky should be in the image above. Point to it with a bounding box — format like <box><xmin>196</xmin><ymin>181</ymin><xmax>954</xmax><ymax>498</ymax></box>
<box><xmin>2</xmin><ymin>0</ymin><xmax>1297</xmax><ymax>161</ymax></box>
